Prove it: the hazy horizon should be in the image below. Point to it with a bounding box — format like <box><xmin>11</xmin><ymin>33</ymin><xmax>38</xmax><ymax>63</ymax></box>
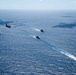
<box><xmin>0</xmin><ymin>0</ymin><xmax>76</xmax><ymax>10</ymax></box>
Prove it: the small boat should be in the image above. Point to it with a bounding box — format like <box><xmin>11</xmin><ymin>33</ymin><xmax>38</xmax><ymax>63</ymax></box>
<box><xmin>40</xmin><ymin>29</ymin><xmax>44</xmax><ymax>33</ymax></box>
<box><xmin>36</xmin><ymin>36</ymin><xmax>40</xmax><ymax>39</ymax></box>
<box><xmin>6</xmin><ymin>24</ymin><xmax>11</xmax><ymax>28</ymax></box>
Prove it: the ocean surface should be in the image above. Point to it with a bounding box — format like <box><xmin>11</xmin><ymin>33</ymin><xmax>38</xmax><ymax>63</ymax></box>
<box><xmin>0</xmin><ymin>10</ymin><xmax>76</xmax><ymax>75</ymax></box>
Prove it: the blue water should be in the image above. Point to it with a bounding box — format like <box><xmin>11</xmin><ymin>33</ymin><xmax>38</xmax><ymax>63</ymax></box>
<box><xmin>0</xmin><ymin>10</ymin><xmax>76</xmax><ymax>75</ymax></box>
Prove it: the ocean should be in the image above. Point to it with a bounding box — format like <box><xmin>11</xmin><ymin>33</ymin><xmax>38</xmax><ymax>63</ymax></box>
<box><xmin>0</xmin><ymin>10</ymin><xmax>76</xmax><ymax>75</ymax></box>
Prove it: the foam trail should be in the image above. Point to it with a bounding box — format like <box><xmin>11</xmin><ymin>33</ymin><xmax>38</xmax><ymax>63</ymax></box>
<box><xmin>14</xmin><ymin>25</ymin><xmax>40</xmax><ymax>32</ymax></box>
<box><xmin>12</xmin><ymin>22</ymin><xmax>41</xmax><ymax>33</ymax></box>
<box><xmin>23</xmin><ymin>24</ymin><xmax>40</xmax><ymax>32</ymax></box>
<box><xmin>40</xmin><ymin>39</ymin><xmax>76</xmax><ymax>61</ymax></box>
<box><xmin>31</xmin><ymin>27</ymin><xmax>40</xmax><ymax>32</ymax></box>
<box><xmin>30</xmin><ymin>35</ymin><xmax>36</xmax><ymax>38</ymax></box>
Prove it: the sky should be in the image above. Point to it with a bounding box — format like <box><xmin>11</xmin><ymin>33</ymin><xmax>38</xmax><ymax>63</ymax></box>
<box><xmin>0</xmin><ymin>0</ymin><xmax>76</xmax><ymax>10</ymax></box>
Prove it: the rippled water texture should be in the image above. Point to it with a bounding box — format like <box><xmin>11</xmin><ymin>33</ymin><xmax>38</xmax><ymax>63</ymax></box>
<box><xmin>0</xmin><ymin>10</ymin><xmax>76</xmax><ymax>75</ymax></box>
